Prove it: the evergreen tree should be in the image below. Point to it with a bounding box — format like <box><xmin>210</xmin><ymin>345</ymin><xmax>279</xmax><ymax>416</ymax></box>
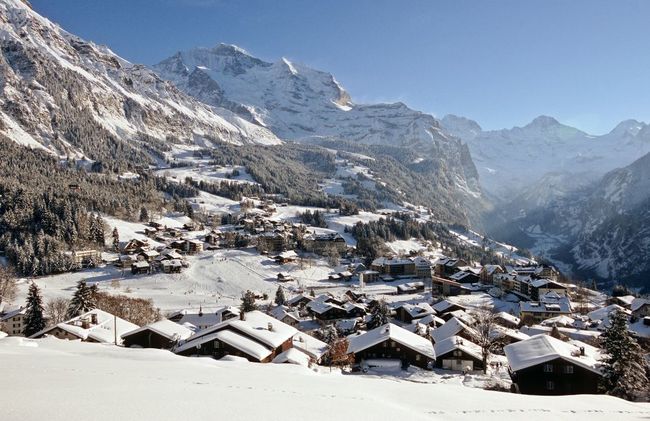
<box><xmin>367</xmin><ymin>299</ymin><xmax>390</xmax><ymax>329</ymax></box>
<box><xmin>139</xmin><ymin>206</ymin><xmax>149</xmax><ymax>222</ymax></box>
<box><xmin>321</xmin><ymin>323</ymin><xmax>339</xmax><ymax>345</ymax></box>
<box><xmin>599</xmin><ymin>309</ymin><xmax>649</xmax><ymax>400</ymax></box>
<box><xmin>66</xmin><ymin>280</ymin><xmax>96</xmax><ymax>319</ymax></box>
<box><xmin>240</xmin><ymin>290</ymin><xmax>257</xmax><ymax>313</ymax></box>
<box><xmin>23</xmin><ymin>283</ymin><xmax>46</xmax><ymax>336</ymax></box>
<box><xmin>274</xmin><ymin>286</ymin><xmax>286</xmax><ymax>306</ymax></box>
<box><xmin>112</xmin><ymin>228</ymin><xmax>120</xmax><ymax>252</ymax></box>
<box><xmin>309</xmin><ymin>288</ymin><xmax>316</xmax><ymax>297</ymax></box>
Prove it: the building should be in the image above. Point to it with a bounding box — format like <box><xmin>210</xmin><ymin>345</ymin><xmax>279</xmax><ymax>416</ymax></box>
<box><xmin>397</xmin><ymin>281</ymin><xmax>425</xmax><ymax>294</ymax></box>
<box><xmin>346</xmin><ymin>323</ymin><xmax>436</xmax><ymax>369</ymax></box>
<box><xmin>431</xmin><ymin>300</ymin><xmax>467</xmax><ymax>316</ymax></box>
<box><xmin>0</xmin><ymin>307</ymin><xmax>27</xmax><ymax>336</ymax></box>
<box><xmin>370</xmin><ymin>257</ymin><xmax>416</xmax><ymax>277</ymax></box>
<box><xmin>307</xmin><ymin>300</ymin><xmax>348</xmax><ymax>321</ymax></box>
<box><xmin>174</xmin><ymin>311</ymin><xmax>298</xmax><ymax>363</ymax></box>
<box><xmin>70</xmin><ymin>249</ymin><xmax>102</xmax><ymax>267</ymax></box>
<box><xmin>302</xmin><ymin>232</ymin><xmax>347</xmax><ymax>255</ymax></box>
<box><xmin>393</xmin><ymin>303</ymin><xmax>435</xmax><ymax>324</ymax></box>
<box><xmin>359</xmin><ymin>270</ymin><xmax>380</xmax><ymax>284</ymax></box>
<box><xmin>479</xmin><ymin>265</ymin><xmax>504</xmax><ymax>285</ymax></box>
<box><xmin>449</xmin><ymin>270</ymin><xmax>480</xmax><ymax>284</ymax></box>
<box><xmin>504</xmin><ymin>334</ymin><xmax>603</xmax><ymax>395</ymax></box>
<box><xmin>433</xmin><ymin>335</ymin><xmax>484</xmax><ymax>371</ymax></box>
<box><xmin>168</xmin><ymin>306</ymin><xmax>240</xmax><ymax>331</ymax></box>
<box><xmin>31</xmin><ymin>309</ymin><xmax>138</xmax><ymax>344</ymax></box>
<box><xmin>520</xmin><ymin>298</ymin><xmax>572</xmax><ymax>324</ymax></box>
<box><xmin>632</xmin><ymin>298</ymin><xmax>650</xmax><ymax>319</ymax></box>
<box><xmin>430</xmin><ymin>317</ymin><xmax>479</xmax><ymax>344</ymax></box>
<box><xmin>122</xmin><ymin>319</ymin><xmax>194</xmax><ymax>349</ymax></box>
<box><xmin>131</xmin><ymin>261</ymin><xmax>151</xmax><ymax>275</ymax></box>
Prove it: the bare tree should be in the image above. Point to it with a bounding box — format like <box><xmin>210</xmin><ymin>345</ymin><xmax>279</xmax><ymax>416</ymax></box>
<box><xmin>324</xmin><ymin>245</ymin><xmax>340</xmax><ymax>267</ymax></box>
<box><xmin>327</xmin><ymin>337</ymin><xmax>355</xmax><ymax>370</ymax></box>
<box><xmin>45</xmin><ymin>297</ymin><xmax>69</xmax><ymax>325</ymax></box>
<box><xmin>0</xmin><ymin>267</ymin><xmax>17</xmax><ymax>308</ymax></box>
<box><xmin>472</xmin><ymin>305</ymin><xmax>504</xmax><ymax>374</ymax></box>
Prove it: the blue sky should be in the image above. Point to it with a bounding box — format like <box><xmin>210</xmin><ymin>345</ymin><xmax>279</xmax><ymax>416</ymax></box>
<box><xmin>31</xmin><ymin>0</ymin><xmax>650</xmax><ymax>134</ymax></box>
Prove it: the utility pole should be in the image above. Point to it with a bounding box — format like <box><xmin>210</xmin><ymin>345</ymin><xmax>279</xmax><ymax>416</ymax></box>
<box><xmin>114</xmin><ymin>314</ymin><xmax>117</xmax><ymax>345</ymax></box>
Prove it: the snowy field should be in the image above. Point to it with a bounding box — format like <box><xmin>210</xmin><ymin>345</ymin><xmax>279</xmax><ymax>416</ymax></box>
<box><xmin>1</xmin><ymin>337</ymin><xmax>648</xmax><ymax>421</ymax></box>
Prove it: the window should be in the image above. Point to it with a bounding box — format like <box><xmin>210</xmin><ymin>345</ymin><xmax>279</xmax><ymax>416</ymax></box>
<box><xmin>544</xmin><ymin>363</ymin><xmax>553</xmax><ymax>373</ymax></box>
<box><xmin>564</xmin><ymin>365</ymin><xmax>574</xmax><ymax>374</ymax></box>
<box><xmin>546</xmin><ymin>381</ymin><xmax>555</xmax><ymax>391</ymax></box>
<box><xmin>453</xmin><ymin>350</ymin><xmax>462</xmax><ymax>357</ymax></box>
<box><xmin>214</xmin><ymin>340</ymin><xmax>221</xmax><ymax>349</ymax></box>
<box><xmin>415</xmin><ymin>355</ymin><xmax>421</xmax><ymax>361</ymax></box>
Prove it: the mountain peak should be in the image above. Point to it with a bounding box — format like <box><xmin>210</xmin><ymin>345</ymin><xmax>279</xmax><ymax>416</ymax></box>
<box><xmin>608</xmin><ymin>119</ymin><xmax>645</xmax><ymax>137</ymax></box>
<box><xmin>525</xmin><ymin>115</ymin><xmax>561</xmax><ymax>129</ymax></box>
<box><xmin>211</xmin><ymin>43</ymin><xmax>252</xmax><ymax>57</ymax></box>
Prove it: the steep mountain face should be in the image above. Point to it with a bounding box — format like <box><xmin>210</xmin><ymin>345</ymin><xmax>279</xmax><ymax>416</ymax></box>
<box><xmin>0</xmin><ymin>0</ymin><xmax>280</xmax><ymax>162</ymax></box>
<box><xmin>488</xmin><ymin>152</ymin><xmax>650</xmax><ymax>288</ymax></box>
<box><xmin>153</xmin><ymin>45</ymin><xmax>483</xmax><ymax>214</ymax></box>
<box><xmin>441</xmin><ymin>114</ymin><xmax>650</xmax><ymax>200</ymax></box>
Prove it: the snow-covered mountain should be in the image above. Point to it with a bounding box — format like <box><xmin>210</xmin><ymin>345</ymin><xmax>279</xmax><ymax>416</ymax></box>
<box><xmin>487</xmin><ymin>152</ymin><xmax>650</xmax><ymax>288</ymax></box>
<box><xmin>0</xmin><ymin>0</ymin><xmax>280</xmax><ymax>161</ymax></box>
<box><xmin>153</xmin><ymin>44</ymin><xmax>482</xmax><ymax>203</ymax></box>
<box><xmin>442</xmin><ymin>114</ymin><xmax>650</xmax><ymax>199</ymax></box>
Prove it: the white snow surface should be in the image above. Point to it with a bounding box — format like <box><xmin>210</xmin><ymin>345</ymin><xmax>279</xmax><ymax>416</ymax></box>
<box><xmin>1</xmin><ymin>336</ymin><xmax>648</xmax><ymax>421</ymax></box>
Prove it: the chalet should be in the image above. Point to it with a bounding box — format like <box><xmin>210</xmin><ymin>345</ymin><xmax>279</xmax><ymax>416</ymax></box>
<box><xmin>138</xmin><ymin>249</ymin><xmax>160</xmax><ymax>262</ymax></box>
<box><xmin>492</xmin><ymin>325</ymin><xmax>530</xmax><ymax>346</ymax></box>
<box><xmin>31</xmin><ymin>309</ymin><xmax>138</xmax><ymax>344</ymax></box>
<box><xmin>435</xmin><ymin>257</ymin><xmax>469</xmax><ymax>277</ymax></box>
<box><xmin>274</xmin><ymin>250</ymin><xmax>298</xmax><ymax>264</ymax></box>
<box><xmin>413</xmin><ymin>313</ymin><xmax>446</xmax><ymax>329</ymax></box>
<box><xmin>632</xmin><ymin>298</ymin><xmax>650</xmax><ymax>319</ymax></box>
<box><xmin>431</xmin><ymin>276</ymin><xmax>471</xmax><ymax>296</ymax></box>
<box><xmin>336</xmin><ymin>318</ymin><xmax>360</xmax><ymax>334</ymax></box>
<box><xmin>170</xmin><ymin>239</ymin><xmax>189</xmax><ymax>253</ymax></box>
<box><xmin>393</xmin><ymin>303</ymin><xmax>435</xmax><ymax>324</ymax></box>
<box><xmin>292</xmin><ymin>332</ymin><xmax>329</xmax><ymax>363</ymax></box>
<box><xmin>307</xmin><ymin>301</ymin><xmax>348</xmax><ymax>321</ymax></box>
<box><xmin>205</xmin><ymin>232</ymin><xmax>222</xmax><ymax>246</ymax></box>
<box><xmin>430</xmin><ymin>317</ymin><xmax>479</xmax><ymax>344</ymax></box>
<box><xmin>370</xmin><ymin>257</ymin><xmax>416</xmax><ymax>277</ymax></box>
<box><xmin>479</xmin><ymin>265</ymin><xmax>504</xmax><ymax>285</ymax></box>
<box><xmin>343</xmin><ymin>303</ymin><xmax>367</xmax><ymax>318</ymax></box>
<box><xmin>187</xmin><ymin>239</ymin><xmax>203</xmax><ymax>254</ymax></box>
<box><xmin>258</xmin><ymin>232</ymin><xmax>288</xmax><ymax>253</ymax></box>
<box><xmin>276</xmin><ymin>273</ymin><xmax>294</xmax><ymax>283</ymax></box>
<box><xmin>433</xmin><ymin>335</ymin><xmax>484</xmax><ymax>371</ymax></box>
<box><xmin>121</xmin><ymin>319</ymin><xmax>193</xmax><ymax>349</ymax></box>
<box><xmin>123</xmin><ymin>238</ymin><xmax>149</xmax><ymax>254</ymax></box>
<box><xmin>520</xmin><ymin>298</ymin><xmax>572</xmax><ymax>324</ymax></box>
<box><xmin>160</xmin><ymin>259</ymin><xmax>183</xmax><ymax>273</ymax></box>
<box><xmin>286</xmin><ymin>294</ymin><xmax>313</xmax><ymax>308</ymax></box>
<box><xmin>269</xmin><ymin>307</ymin><xmax>300</xmax><ymax>327</ymax></box>
<box><xmin>431</xmin><ymin>300</ymin><xmax>467</xmax><ymax>316</ymax></box>
<box><xmin>449</xmin><ymin>270</ymin><xmax>480</xmax><ymax>284</ymax></box>
<box><xmin>131</xmin><ymin>261</ymin><xmax>151</xmax><ymax>275</ymax></box>
<box><xmin>302</xmin><ymin>232</ymin><xmax>347</xmax><ymax>255</ymax></box>
<box><xmin>359</xmin><ymin>270</ymin><xmax>380</xmax><ymax>284</ymax></box>
<box><xmin>441</xmin><ymin>310</ymin><xmax>475</xmax><ymax>326</ymax></box>
<box><xmin>168</xmin><ymin>306</ymin><xmax>240</xmax><ymax>331</ymax></box>
<box><xmin>519</xmin><ymin>325</ymin><xmax>601</xmax><ymax>343</ymax></box>
<box><xmin>157</xmin><ymin>249</ymin><xmax>183</xmax><ymax>261</ymax></box>
<box><xmin>494</xmin><ymin>311</ymin><xmax>521</xmax><ymax>329</ymax></box>
<box><xmin>70</xmin><ymin>249</ymin><xmax>102</xmax><ymax>267</ymax></box>
<box><xmin>174</xmin><ymin>311</ymin><xmax>298</xmax><ymax>363</ymax></box>
<box><xmin>413</xmin><ymin>257</ymin><xmax>432</xmax><ymax>278</ymax></box>
<box><xmin>0</xmin><ymin>307</ymin><xmax>27</xmax><ymax>336</ymax></box>
<box><xmin>346</xmin><ymin>323</ymin><xmax>436</xmax><ymax>369</ymax></box>
<box><xmin>504</xmin><ymin>334</ymin><xmax>603</xmax><ymax>395</ymax></box>
<box><xmin>397</xmin><ymin>281</ymin><xmax>425</xmax><ymax>294</ymax></box>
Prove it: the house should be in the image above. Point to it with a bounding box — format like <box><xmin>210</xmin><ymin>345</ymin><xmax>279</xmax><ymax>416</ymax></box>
<box><xmin>286</xmin><ymin>294</ymin><xmax>313</xmax><ymax>308</ymax></box>
<box><xmin>433</xmin><ymin>335</ymin><xmax>484</xmax><ymax>371</ymax></box>
<box><xmin>434</xmin><ymin>257</ymin><xmax>469</xmax><ymax>277</ymax></box>
<box><xmin>336</xmin><ymin>318</ymin><xmax>360</xmax><ymax>334</ymax></box>
<box><xmin>346</xmin><ymin>323</ymin><xmax>436</xmax><ymax>369</ymax></box>
<box><xmin>431</xmin><ymin>276</ymin><xmax>471</xmax><ymax>296</ymax></box>
<box><xmin>393</xmin><ymin>303</ymin><xmax>435</xmax><ymax>323</ymax></box>
<box><xmin>31</xmin><ymin>309</ymin><xmax>139</xmax><ymax>344</ymax></box>
<box><xmin>504</xmin><ymin>334</ymin><xmax>603</xmax><ymax>395</ymax></box>
<box><xmin>121</xmin><ymin>319</ymin><xmax>194</xmax><ymax>349</ymax></box>
<box><xmin>302</xmin><ymin>232</ymin><xmax>347</xmax><ymax>255</ymax></box>
<box><xmin>123</xmin><ymin>238</ymin><xmax>149</xmax><ymax>254</ymax></box>
<box><xmin>430</xmin><ymin>317</ymin><xmax>479</xmax><ymax>344</ymax></box>
<box><xmin>269</xmin><ymin>306</ymin><xmax>300</xmax><ymax>327</ymax></box>
<box><xmin>413</xmin><ymin>257</ymin><xmax>432</xmax><ymax>278</ymax></box>
<box><xmin>520</xmin><ymin>298</ymin><xmax>572</xmax><ymax>324</ymax></box>
<box><xmin>449</xmin><ymin>270</ymin><xmax>480</xmax><ymax>284</ymax></box>
<box><xmin>292</xmin><ymin>331</ymin><xmax>329</xmax><ymax>363</ymax></box>
<box><xmin>168</xmin><ymin>306</ymin><xmax>240</xmax><ymax>331</ymax></box>
<box><xmin>343</xmin><ymin>303</ymin><xmax>367</xmax><ymax>318</ymax></box>
<box><xmin>494</xmin><ymin>311</ymin><xmax>521</xmax><ymax>329</ymax></box>
<box><xmin>480</xmin><ymin>265</ymin><xmax>504</xmax><ymax>284</ymax></box>
<box><xmin>441</xmin><ymin>309</ymin><xmax>475</xmax><ymax>326</ymax></box>
<box><xmin>413</xmin><ymin>313</ymin><xmax>446</xmax><ymax>329</ymax></box>
<box><xmin>160</xmin><ymin>259</ymin><xmax>183</xmax><ymax>273</ymax></box>
<box><xmin>431</xmin><ymin>299</ymin><xmax>467</xmax><ymax>316</ymax></box>
<box><xmin>205</xmin><ymin>232</ymin><xmax>222</xmax><ymax>246</ymax></box>
<box><xmin>370</xmin><ymin>257</ymin><xmax>416</xmax><ymax>277</ymax></box>
<box><xmin>277</xmin><ymin>273</ymin><xmax>294</xmax><ymax>283</ymax></box>
<box><xmin>70</xmin><ymin>249</ymin><xmax>102</xmax><ymax>267</ymax></box>
<box><xmin>519</xmin><ymin>325</ymin><xmax>602</xmax><ymax>343</ymax></box>
<box><xmin>174</xmin><ymin>311</ymin><xmax>298</xmax><ymax>363</ymax></box>
<box><xmin>307</xmin><ymin>301</ymin><xmax>348</xmax><ymax>321</ymax></box>
<box><xmin>274</xmin><ymin>250</ymin><xmax>298</xmax><ymax>264</ymax></box>
<box><xmin>187</xmin><ymin>239</ymin><xmax>204</xmax><ymax>254</ymax></box>
<box><xmin>397</xmin><ymin>281</ymin><xmax>425</xmax><ymax>294</ymax></box>
<box><xmin>631</xmin><ymin>298</ymin><xmax>650</xmax><ymax>319</ymax></box>
<box><xmin>0</xmin><ymin>307</ymin><xmax>27</xmax><ymax>336</ymax></box>
<box><xmin>258</xmin><ymin>232</ymin><xmax>287</xmax><ymax>253</ymax></box>
<box><xmin>359</xmin><ymin>270</ymin><xmax>380</xmax><ymax>284</ymax></box>
<box><xmin>131</xmin><ymin>260</ymin><xmax>151</xmax><ymax>275</ymax></box>
<box><xmin>138</xmin><ymin>249</ymin><xmax>160</xmax><ymax>262</ymax></box>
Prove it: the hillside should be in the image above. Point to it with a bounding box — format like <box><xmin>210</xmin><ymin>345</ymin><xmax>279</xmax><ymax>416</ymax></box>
<box><xmin>2</xmin><ymin>336</ymin><xmax>647</xmax><ymax>421</ymax></box>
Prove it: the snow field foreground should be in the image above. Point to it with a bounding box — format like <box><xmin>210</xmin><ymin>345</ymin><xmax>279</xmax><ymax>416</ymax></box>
<box><xmin>1</xmin><ymin>337</ymin><xmax>649</xmax><ymax>421</ymax></box>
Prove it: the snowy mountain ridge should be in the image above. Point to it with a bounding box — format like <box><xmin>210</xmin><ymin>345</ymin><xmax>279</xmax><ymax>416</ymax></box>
<box><xmin>0</xmin><ymin>0</ymin><xmax>281</xmax><ymax>160</ymax></box>
<box><xmin>441</xmin><ymin>114</ymin><xmax>650</xmax><ymax>199</ymax></box>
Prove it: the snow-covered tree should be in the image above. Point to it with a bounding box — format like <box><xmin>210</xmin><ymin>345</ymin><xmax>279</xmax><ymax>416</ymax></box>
<box><xmin>45</xmin><ymin>297</ymin><xmax>69</xmax><ymax>325</ymax></box>
<box><xmin>367</xmin><ymin>299</ymin><xmax>390</xmax><ymax>330</ymax></box>
<box><xmin>66</xmin><ymin>280</ymin><xmax>95</xmax><ymax>319</ymax></box>
<box><xmin>320</xmin><ymin>323</ymin><xmax>339</xmax><ymax>345</ymax></box>
<box><xmin>23</xmin><ymin>283</ymin><xmax>46</xmax><ymax>336</ymax></box>
<box><xmin>112</xmin><ymin>227</ymin><xmax>120</xmax><ymax>252</ymax></box>
<box><xmin>599</xmin><ymin>309</ymin><xmax>649</xmax><ymax>400</ymax></box>
<box><xmin>0</xmin><ymin>266</ymin><xmax>16</xmax><ymax>307</ymax></box>
<box><xmin>139</xmin><ymin>206</ymin><xmax>149</xmax><ymax>222</ymax></box>
<box><xmin>472</xmin><ymin>305</ymin><xmax>502</xmax><ymax>374</ymax></box>
<box><xmin>240</xmin><ymin>290</ymin><xmax>257</xmax><ymax>313</ymax></box>
<box><xmin>274</xmin><ymin>286</ymin><xmax>286</xmax><ymax>306</ymax></box>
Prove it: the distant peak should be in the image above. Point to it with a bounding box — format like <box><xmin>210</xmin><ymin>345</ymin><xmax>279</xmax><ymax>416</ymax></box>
<box><xmin>211</xmin><ymin>43</ymin><xmax>252</xmax><ymax>57</ymax></box>
<box><xmin>525</xmin><ymin>115</ymin><xmax>560</xmax><ymax>128</ymax></box>
<box><xmin>280</xmin><ymin>57</ymin><xmax>298</xmax><ymax>75</ymax></box>
<box><xmin>608</xmin><ymin>119</ymin><xmax>645</xmax><ymax>136</ymax></box>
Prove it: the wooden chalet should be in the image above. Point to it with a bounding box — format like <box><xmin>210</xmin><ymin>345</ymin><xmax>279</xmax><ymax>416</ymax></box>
<box><xmin>122</xmin><ymin>319</ymin><xmax>193</xmax><ymax>349</ymax></box>
<box><xmin>433</xmin><ymin>335</ymin><xmax>484</xmax><ymax>371</ymax></box>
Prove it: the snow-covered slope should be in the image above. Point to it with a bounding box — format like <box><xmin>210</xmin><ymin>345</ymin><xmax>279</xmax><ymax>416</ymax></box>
<box><xmin>153</xmin><ymin>44</ymin><xmax>482</xmax><ymax>204</ymax></box>
<box><xmin>0</xmin><ymin>0</ymin><xmax>280</xmax><ymax>160</ymax></box>
<box><xmin>2</xmin><ymin>336</ymin><xmax>648</xmax><ymax>421</ymax></box>
<box><xmin>442</xmin><ymin>114</ymin><xmax>650</xmax><ymax>199</ymax></box>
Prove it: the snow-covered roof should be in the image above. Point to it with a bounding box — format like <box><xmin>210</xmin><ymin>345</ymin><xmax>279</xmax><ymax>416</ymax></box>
<box><xmin>520</xmin><ymin>300</ymin><xmax>571</xmax><ymax>314</ymax></box>
<box><xmin>539</xmin><ymin>315</ymin><xmax>576</xmax><ymax>327</ymax></box>
<box><xmin>519</xmin><ymin>325</ymin><xmax>602</xmax><ymax>342</ymax></box>
<box><xmin>431</xmin><ymin>300</ymin><xmax>464</xmax><ymax>314</ymax></box>
<box><xmin>292</xmin><ymin>332</ymin><xmax>328</xmax><ymax>360</ymax></box>
<box><xmin>504</xmin><ymin>334</ymin><xmax>602</xmax><ymax>375</ymax></box>
<box><xmin>613</xmin><ymin>295</ymin><xmax>635</xmax><ymax>306</ymax></box>
<box><xmin>434</xmin><ymin>335</ymin><xmax>482</xmax><ymax>361</ymax></box>
<box><xmin>0</xmin><ymin>306</ymin><xmax>26</xmax><ymax>321</ymax></box>
<box><xmin>492</xmin><ymin>325</ymin><xmax>529</xmax><ymax>342</ymax></box>
<box><xmin>397</xmin><ymin>302</ymin><xmax>435</xmax><ymax>318</ymax></box>
<box><xmin>631</xmin><ymin>298</ymin><xmax>650</xmax><ymax>312</ymax></box>
<box><xmin>214</xmin><ymin>329</ymin><xmax>273</xmax><ymax>361</ymax></box>
<box><xmin>307</xmin><ymin>300</ymin><xmax>345</xmax><ymax>315</ymax></box>
<box><xmin>122</xmin><ymin>319</ymin><xmax>193</xmax><ymax>341</ymax></box>
<box><xmin>445</xmin><ymin>310</ymin><xmax>475</xmax><ymax>326</ymax></box>
<box><xmin>413</xmin><ymin>314</ymin><xmax>446</xmax><ymax>327</ymax></box>
<box><xmin>587</xmin><ymin>304</ymin><xmax>629</xmax><ymax>321</ymax></box>
<box><xmin>33</xmin><ymin>309</ymin><xmax>139</xmax><ymax>344</ymax></box>
<box><xmin>272</xmin><ymin>348</ymin><xmax>311</xmax><ymax>366</ymax></box>
<box><xmin>347</xmin><ymin>323</ymin><xmax>435</xmax><ymax>360</ymax></box>
<box><xmin>495</xmin><ymin>311</ymin><xmax>520</xmax><ymax>325</ymax></box>
<box><xmin>430</xmin><ymin>317</ymin><xmax>478</xmax><ymax>343</ymax></box>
